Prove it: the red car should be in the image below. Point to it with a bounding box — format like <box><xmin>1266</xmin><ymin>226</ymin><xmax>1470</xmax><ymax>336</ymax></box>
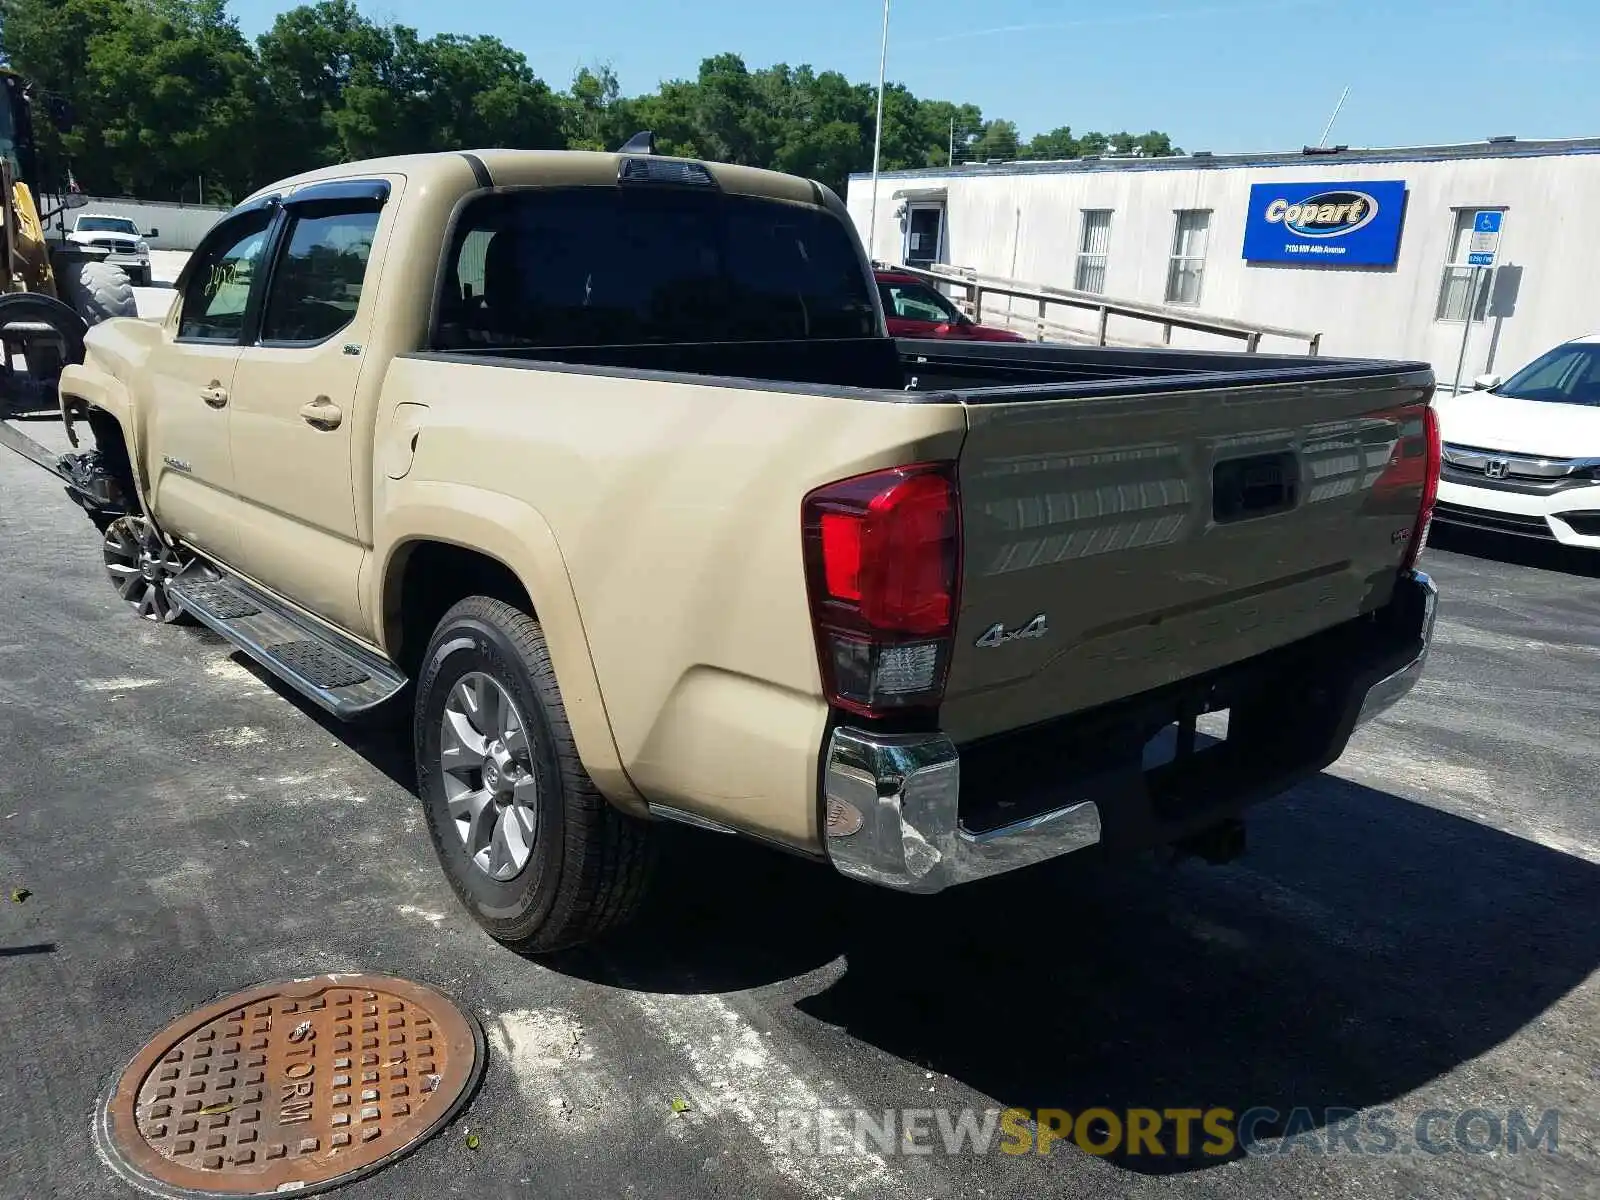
<box><xmin>875</xmin><ymin>270</ymin><xmax>1029</xmax><ymax>342</ymax></box>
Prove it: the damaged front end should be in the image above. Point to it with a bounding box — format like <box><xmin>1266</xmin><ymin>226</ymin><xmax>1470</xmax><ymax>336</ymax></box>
<box><xmin>0</xmin><ymin>414</ymin><xmax>134</xmax><ymax>529</ymax></box>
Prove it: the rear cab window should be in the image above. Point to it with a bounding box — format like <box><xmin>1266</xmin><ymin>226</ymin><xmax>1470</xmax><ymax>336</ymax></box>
<box><xmin>435</xmin><ymin>186</ymin><xmax>880</xmax><ymax>349</ymax></box>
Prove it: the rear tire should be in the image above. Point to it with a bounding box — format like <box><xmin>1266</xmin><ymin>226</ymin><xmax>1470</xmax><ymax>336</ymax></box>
<box><xmin>59</xmin><ymin>260</ymin><xmax>137</xmax><ymax>326</ymax></box>
<box><xmin>414</xmin><ymin>596</ymin><xmax>655</xmax><ymax>952</ymax></box>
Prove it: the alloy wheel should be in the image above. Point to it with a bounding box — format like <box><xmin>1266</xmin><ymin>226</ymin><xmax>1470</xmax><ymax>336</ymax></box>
<box><xmin>440</xmin><ymin>671</ymin><xmax>540</xmax><ymax>881</ymax></box>
<box><xmin>102</xmin><ymin>515</ymin><xmax>188</xmax><ymax>623</ymax></box>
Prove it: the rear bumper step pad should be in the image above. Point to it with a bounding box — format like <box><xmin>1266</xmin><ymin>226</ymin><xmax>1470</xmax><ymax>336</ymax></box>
<box><xmin>168</xmin><ymin>565</ymin><xmax>406</xmax><ymax>717</ymax></box>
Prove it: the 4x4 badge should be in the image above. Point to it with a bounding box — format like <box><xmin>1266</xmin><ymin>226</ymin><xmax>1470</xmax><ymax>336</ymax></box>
<box><xmin>975</xmin><ymin>614</ymin><xmax>1049</xmax><ymax>648</ymax></box>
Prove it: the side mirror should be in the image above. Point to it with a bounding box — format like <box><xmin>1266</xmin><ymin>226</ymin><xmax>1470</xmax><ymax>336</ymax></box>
<box><xmin>146</xmin><ymin>228</ymin><xmax>159</xmax><ymax>239</ymax></box>
<box><xmin>1473</xmin><ymin>373</ymin><xmax>1503</xmax><ymax>391</ymax></box>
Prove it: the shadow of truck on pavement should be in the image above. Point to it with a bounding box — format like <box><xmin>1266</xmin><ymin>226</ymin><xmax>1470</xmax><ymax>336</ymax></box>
<box><xmin>233</xmin><ymin>646</ymin><xmax>1599</xmax><ymax>1177</ymax></box>
<box><xmin>556</xmin><ymin>771</ymin><xmax>1600</xmax><ymax>1175</ymax></box>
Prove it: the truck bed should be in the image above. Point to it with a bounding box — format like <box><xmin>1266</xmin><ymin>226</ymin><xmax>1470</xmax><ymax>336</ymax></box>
<box><xmin>416</xmin><ymin>336</ymin><xmax>1428</xmax><ymax>400</ymax></box>
<box><xmin>413</xmin><ymin>337</ymin><xmax>1434</xmax><ymax>745</ymax></box>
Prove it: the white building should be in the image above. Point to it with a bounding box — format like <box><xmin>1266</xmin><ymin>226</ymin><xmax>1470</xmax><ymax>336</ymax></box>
<box><xmin>845</xmin><ymin>137</ymin><xmax>1600</xmax><ymax>387</ymax></box>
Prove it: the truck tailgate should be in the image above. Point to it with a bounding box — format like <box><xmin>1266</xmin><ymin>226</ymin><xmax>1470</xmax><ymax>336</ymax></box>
<box><xmin>942</xmin><ymin>367</ymin><xmax>1435</xmax><ymax>742</ymax></box>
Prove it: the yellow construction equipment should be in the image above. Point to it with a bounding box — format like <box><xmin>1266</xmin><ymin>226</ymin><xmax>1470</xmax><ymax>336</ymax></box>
<box><xmin>0</xmin><ymin>66</ymin><xmax>137</xmax><ymax>413</ymax></box>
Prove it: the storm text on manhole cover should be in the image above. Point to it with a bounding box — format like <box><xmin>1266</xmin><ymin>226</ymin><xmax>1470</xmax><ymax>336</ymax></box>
<box><xmin>98</xmin><ymin>974</ymin><xmax>482</xmax><ymax>1197</ymax></box>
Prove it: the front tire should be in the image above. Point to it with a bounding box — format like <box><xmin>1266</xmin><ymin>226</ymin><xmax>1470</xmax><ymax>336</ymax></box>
<box><xmin>414</xmin><ymin>597</ymin><xmax>655</xmax><ymax>952</ymax></box>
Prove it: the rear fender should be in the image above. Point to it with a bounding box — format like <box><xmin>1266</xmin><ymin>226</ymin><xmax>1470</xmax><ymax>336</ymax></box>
<box><xmin>377</xmin><ymin>481</ymin><xmax>644</xmax><ymax>812</ymax></box>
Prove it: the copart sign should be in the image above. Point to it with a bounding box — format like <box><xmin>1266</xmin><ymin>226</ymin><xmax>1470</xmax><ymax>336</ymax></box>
<box><xmin>1242</xmin><ymin>180</ymin><xmax>1407</xmax><ymax>265</ymax></box>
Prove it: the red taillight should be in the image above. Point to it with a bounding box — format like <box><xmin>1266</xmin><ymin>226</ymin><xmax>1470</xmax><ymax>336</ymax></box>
<box><xmin>803</xmin><ymin>463</ymin><xmax>961</xmax><ymax>717</ymax></box>
<box><xmin>1374</xmin><ymin>400</ymin><xmax>1441</xmax><ymax>572</ymax></box>
<box><xmin>820</xmin><ymin>513</ymin><xmax>863</xmax><ymax>600</ymax></box>
<box><xmin>1411</xmin><ymin>403</ymin><xmax>1442</xmax><ymax>567</ymax></box>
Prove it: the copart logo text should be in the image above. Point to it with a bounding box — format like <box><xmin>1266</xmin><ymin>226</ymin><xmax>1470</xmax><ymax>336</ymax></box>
<box><xmin>1263</xmin><ymin>190</ymin><xmax>1379</xmax><ymax>238</ymax></box>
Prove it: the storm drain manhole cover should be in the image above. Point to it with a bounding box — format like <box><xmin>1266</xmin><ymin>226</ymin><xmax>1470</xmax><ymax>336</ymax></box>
<box><xmin>97</xmin><ymin>974</ymin><xmax>483</xmax><ymax>1197</ymax></box>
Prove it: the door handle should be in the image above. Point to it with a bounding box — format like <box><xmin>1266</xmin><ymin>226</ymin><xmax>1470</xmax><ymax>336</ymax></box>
<box><xmin>299</xmin><ymin>397</ymin><xmax>343</xmax><ymax>430</ymax></box>
<box><xmin>199</xmin><ymin>383</ymin><xmax>228</xmax><ymax>408</ymax></box>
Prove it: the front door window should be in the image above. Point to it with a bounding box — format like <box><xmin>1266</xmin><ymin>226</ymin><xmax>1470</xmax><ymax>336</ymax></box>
<box><xmin>177</xmin><ymin>212</ymin><xmax>274</xmax><ymax>342</ymax></box>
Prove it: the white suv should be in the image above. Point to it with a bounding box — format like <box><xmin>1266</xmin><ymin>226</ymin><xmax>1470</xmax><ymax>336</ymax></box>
<box><xmin>1435</xmin><ymin>336</ymin><xmax>1600</xmax><ymax>548</ymax></box>
<box><xmin>65</xmin><ymin>214</ymin><xmax>154</xmax><ymax>286</ymax></box>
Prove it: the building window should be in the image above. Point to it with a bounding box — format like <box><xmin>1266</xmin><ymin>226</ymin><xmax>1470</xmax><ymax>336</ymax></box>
<box><xmin>1165</xmin><ymin>210</ymin><xmax>1211</xmax><ymax>305</ymax></box>
<box><xmin>1436</xmin><ymin>209</ymin><xmax>1500</xmax><ymax>322</ymax></box>
<box><xmin>1074</xmin><ymin>210</ymin><xmax>1112</xmax><ymax>293</ymax></box>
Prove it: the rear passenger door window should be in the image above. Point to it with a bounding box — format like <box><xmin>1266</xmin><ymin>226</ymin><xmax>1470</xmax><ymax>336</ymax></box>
<box><xmin>177</xmin><ymin>212</ymin><xmax>274</xmax><ymax>342</ymax></box>
<box><xmin>259</xmin><ymin>204</ymin><xmax>381</xmax><ymax>345</ymax></box>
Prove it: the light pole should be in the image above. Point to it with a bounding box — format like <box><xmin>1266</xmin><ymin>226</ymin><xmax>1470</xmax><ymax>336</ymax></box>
<box><xmin>866</xmin><ymin>0</ymin><xmax>891</xmax><ymax>264</ymax></box>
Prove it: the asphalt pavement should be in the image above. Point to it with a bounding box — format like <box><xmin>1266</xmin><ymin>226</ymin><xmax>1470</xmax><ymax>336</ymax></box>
<box><xmin>0</xmin><ymin>423</ymin><xmax>1596</xmax><ymax>1199</ymax></box>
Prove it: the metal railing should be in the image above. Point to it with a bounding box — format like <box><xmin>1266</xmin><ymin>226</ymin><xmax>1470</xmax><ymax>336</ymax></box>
<box><xmin>882</xmin><ymin>262</ymin><xmax>1323</xmax><ymax>356</ymax></box>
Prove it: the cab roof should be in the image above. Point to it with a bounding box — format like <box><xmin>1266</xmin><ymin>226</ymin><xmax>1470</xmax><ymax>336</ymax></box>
<box><xmin>239</xmin><ymin>149</ymin><xmax>827</xmax><ymax>210</ymax></box>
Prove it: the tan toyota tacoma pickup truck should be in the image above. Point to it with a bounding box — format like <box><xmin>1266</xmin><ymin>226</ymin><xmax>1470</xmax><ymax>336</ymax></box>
<box><xmin>3</xmin><ymin>143</ymin><xmax>1441</xmax><ymax>951</ymax></box>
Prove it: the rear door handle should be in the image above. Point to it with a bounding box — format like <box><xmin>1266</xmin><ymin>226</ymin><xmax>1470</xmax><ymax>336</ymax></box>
<box><xmin>199</xmin><ymin>384</ymin><xmax>228</xmax><ymax>408</ymax></box>
<box><xmin>299</xmin><ymin>397</ymin><xmax>343</xmax><ymax>430</ymax></box>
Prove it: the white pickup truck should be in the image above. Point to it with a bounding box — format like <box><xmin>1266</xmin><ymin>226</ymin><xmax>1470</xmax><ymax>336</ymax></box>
<box><xmin>65</xmin><ymin>212</ymin><xmax>154</xmax><ymax>286</ymax></box>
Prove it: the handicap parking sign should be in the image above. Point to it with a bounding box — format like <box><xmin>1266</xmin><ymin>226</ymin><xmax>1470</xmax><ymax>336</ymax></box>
<box><xmin>1468</xmin><ymin>211</ymin><xmax>1502</xmax><ymax>267</ymax></box>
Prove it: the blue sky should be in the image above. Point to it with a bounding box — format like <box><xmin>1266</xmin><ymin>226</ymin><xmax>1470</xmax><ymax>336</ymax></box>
<box><xmin>229</xmin><ymin>0</ymin><xmax>1598</xmax><ymax>152</ymax></box>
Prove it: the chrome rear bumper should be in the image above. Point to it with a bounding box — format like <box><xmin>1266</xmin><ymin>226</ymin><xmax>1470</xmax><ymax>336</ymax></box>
<box><xmin>822</xmin><ymin>728</ymin><xmax>1100</xmax><ymax>893</ymax></box>
<box><xmin>823</xmin><ymin>569</ymin><xmax>1438</xmax><ymax>893</ymax></box>
<box><xmin>1355</xmin><ymin>569</ymin><xmax>1437</xmax><ymax>724</ymax></box>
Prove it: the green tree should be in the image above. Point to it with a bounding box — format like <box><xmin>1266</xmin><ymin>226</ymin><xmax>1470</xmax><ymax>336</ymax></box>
<box><xmin>1127</xmin><ymin>130</ymin><xmax>1181</xmax><ymax>156</ymax></box>
<box><xmin>623</xmin><ymin>79</ymin><xmax>701</xmax><ymax>158</ymax></box>
<box><xmin>918</xmin><ymin>99</ymin><xmax>985</xmax><ymax>166</ymax></box>
<box><xmin>1076</xmin><ymin>130</ymin><xmax>1182</xmax><ymax>157</ymax></box>
<box><xmin>970</xmin><ymin>118</ymin><xmax>1020</xmax><ymax>163</ymax></box>
<box><xmin>256</xmin><ymin>2</ymin><xmax>562</xmax><ymax>174</ymax></box>
<box><xmin>254</xmin><ymin>0</ymin><xmax>399</xmax><ymax>170</ymax></box>
<box><xmin>414</xmin><ymin>33</ymin><xmax>564</xmax><ymax>153</ymax></box>
<box><xmin>763</xmin><ymin>66</ymin><xmax>874</xmax><ymax>190</ymax></box>
<box><xmin>1023</xmin><ymin>125</ymin><xmax>1081</xmax><ymax>161</ymax></box>
<box><xmin>1</xmin><ymin>0</ymin><xmax>259</xmax><ymax>199</ymax></box>
<box><xmin>563</xmin><ymin>64</ymin><xmax>624</xmax><ymax>152</ymax></box>
<box><xmin>0</xmin><ymin>4</ymin><xmax>1182</xmax><ymax>202</ymax></box>
<box><xmin>691</xmin><ymin>53</ymin><xmax>775</xmax><ymax>166</ymax></box>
